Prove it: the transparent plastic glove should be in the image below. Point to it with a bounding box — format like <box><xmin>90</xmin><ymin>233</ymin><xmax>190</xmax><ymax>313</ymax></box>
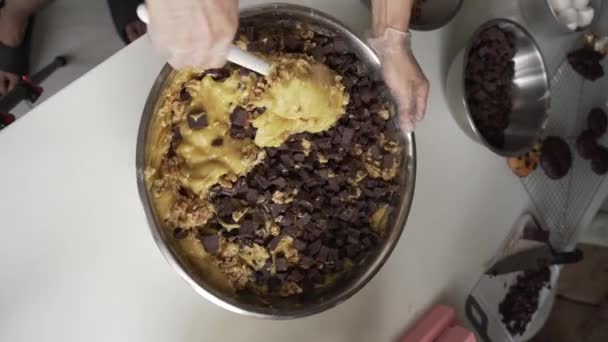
<box><xmin>369</xmin><ymin>27</ymin><xmax>429</xmax><ymax>133</ymax></box>
<box><xmin>146</xmin><ymin>0</ymin><xmax>238</xmax><ymax>69</ymax></box>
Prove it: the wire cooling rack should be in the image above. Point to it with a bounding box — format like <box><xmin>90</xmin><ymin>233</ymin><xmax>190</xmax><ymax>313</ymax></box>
<box><xmin>519</xmin><ymin>56</ymin><xmax>608</xmax><ymax>251</ymax></box>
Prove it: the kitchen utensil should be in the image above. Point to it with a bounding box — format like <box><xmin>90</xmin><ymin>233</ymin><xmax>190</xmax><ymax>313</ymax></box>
<box><xmin>486</xmin><ymin>246</ymin><xmax>583</xmax><ymax>276</ymax></box>
<box><xmin>360</xmin><ymin>0</ymin><xmax>463</xmax><ymax>31</ymax></box>
<box><xmin>446</xmin><ymin>18</ymin><xmax>550</xmax><ymax>157</ymax></box>
<box><xmin>136</xmin><ymin>4</ymin><xmax>270</xmax><ymax>76</ymax></box>
<box><xmin>136</xmin><ymin>3</ymin><xmax>416</xmax><ymax>319</ymax></box>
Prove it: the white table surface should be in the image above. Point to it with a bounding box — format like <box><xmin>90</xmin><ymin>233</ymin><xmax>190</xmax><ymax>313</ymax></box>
<box><xmin>4</xmin><ymin>0</ymin><xmax>597</xmax><ymax>341</ymax></box>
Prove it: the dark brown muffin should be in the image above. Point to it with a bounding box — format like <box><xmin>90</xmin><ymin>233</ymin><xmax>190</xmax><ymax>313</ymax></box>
<box><xmin>567</xmin><ymin>47</ymin><xmax>605</xmax><ymax>81</ymax></box>
<box><xmin>588</xmin><ymin>108</ymin><xmax>608</xmax><ymax>137</ymax></box>
<box><xmin>540</xmin><ymin>136</ymin><xmax>572</xmax><ymax>180</ymax></box>
<box><xmin>591</xmin><ymin>146</ymin><xmax>608</xmax><ymax>175</ymax></box>
<box><xmin>576</xmin><ymin>129</ymin><xmax>599</xmax><ymax>160</ymax></box>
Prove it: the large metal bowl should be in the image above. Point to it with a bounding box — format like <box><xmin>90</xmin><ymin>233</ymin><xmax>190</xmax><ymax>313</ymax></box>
<box><xmin>361</xmin><ymin>0</ymin><xmax>463</xmax><ymax>31</ymax></box>
<box><xmin>446</xmin><ymin>19</ymin><xmax>550</xmax><ymax>157</ymax></box>
<box><xmin>136</xmin><ymin>3</ymin><xmax>416</xmax><ymax>319</ymax></box>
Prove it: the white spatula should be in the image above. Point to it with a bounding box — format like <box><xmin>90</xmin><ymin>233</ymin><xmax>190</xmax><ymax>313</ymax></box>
<box><xmin>136</xmin><ymin>4</ymin><xmax>270</xmax><ymax>76</ymax></box>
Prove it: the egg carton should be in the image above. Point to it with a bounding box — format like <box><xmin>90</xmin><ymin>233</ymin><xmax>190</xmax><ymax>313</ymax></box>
<box><xmin>517</xmin><ymin>51</ymin><xmax>608</xmax><ymax>251</ymax></box>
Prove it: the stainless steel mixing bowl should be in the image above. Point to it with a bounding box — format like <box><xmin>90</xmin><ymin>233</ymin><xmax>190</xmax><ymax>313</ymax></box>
<box><xmin>361</xmin><ymin>0</ymin><xmax>463</xmax><ymax>31</ymax></box>
<box><xmin>136</xmin><ymin>3</ymin><xmax>416</xmax><ymax>319</ymax></box>
<box><xmin>446</xmin><ymin>19</ymin><xmax>550</xmax><ymax>157</ymax></box>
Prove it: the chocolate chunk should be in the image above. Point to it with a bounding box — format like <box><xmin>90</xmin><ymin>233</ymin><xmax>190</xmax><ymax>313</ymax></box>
<box><xmin>275</xmin><ymin>257</ymin><xmax>288</xmax><ymax>272</ymax></box>
<box><xmin>269</xmin><ymin>203</ymin><xmax>286</xmax><ymax>217</ymax></box>
<box><xmin>287</xmin><ymin>269</ymin><xmax>304</xmax><ymax>282</ymax></box>
<box><xmin>284</xmin><ymin>36</ymin><xmax>304</xmax><ymax>53</ymax></box>
<box><xmin>173</xmin><ymin>227</ymin><xmax>189</xmax><ymax>240</ymax></box>
<box><xmin>201</xmin><ymin>235</ymin><xmax>220</xmax><ymax>255</ymax></box>
<box><xmin>588</xmin><ymin>108</ymin><xmax>607</xmax><ymax>137</ymax></box>
<box><xmin>271</xmin><ymin>177</ymin><xmax>287</xmax><ymax>188</ymax></box>
<box><xmin>200</xmin><ymin>68</ymin><xmax>230</xmax><ymax>81</ymax></box>
<box><xmin>294</xmin><ymin>153</ymin><xmax>306</xmax><ymax>162</ymax></box>
<box><xmin>293</xmin><ymin>239</ymin><xmax>307</xmax><ymax>252</ymax></box>
<box><xmin>382</xmin><ymin>154</ymin><xmax>395</xmax><ymax>169</ymax></box>
<box><xmin>369</xmin><ymin>145</ymin><xmax>382</xmax><ymax>160</ymax></box>
<box><xmin>317</xmin><ymin>245</ymin><xmax>330</xmax><ymax>262</ymax></box>
<box><xmin>246</xmin><ymin>189</ymin><xmax>259</xmax><ymax>204</ymax></box>
<box><xmin>230</xmin><ymin>106</ymin><xmax>249</xmax><ymax>127</ymax></box>
<box><xmin>254</xmin><ymin>174</ymin><xmax>271</xmax><ymax>189</ymax></box>
<box><xmin>307</xmin><ymin>240</ymin><xmax>322</xmax><ymax>256</ymax></box>
<box><xmin>187</xmin><ymin>111</ymin><xmax>208</xmax><ymax>129</ymax></box>
<box><xmin>591</xmin><ymin>146</ymin><xmax>608</xmax><ymax>175</ymax></box>
<box><xmin>211</xmin><ymin>138</ymin><xmax>224</xmax><ymax>147</ymax></box>
<box><xmin>215</xmin><ymin>197</ymin><xmax>233</xmax><ymax>217</ymax></box>
<box><xmin>245</xmin><ymin>26</ymin><xmax>256</xmax><ymax>41</ymax></box>
<box><xmin>540</xmin><ymin>136</ymin><xmax>572</xmax><ymax>180</ymax></box>
<box><xmin>230</xmin><ymin>126</ymin><xmax>248</xmax><ymax>140</ymax></box>
<box><xmin>299</xmin><ymin>256</ymin><xmax>315</xmax><ymax>269</ymax></box>
<box><xmin>296</xmin><ymin>213</ymin><xmax>312</xmax><ymax>227</ymax></box>
<box><xmin>239</xmin><ymin>220</ymin><xmax>256</xmax><ymax>237</ymax></box>
<box><xmin>268</xmin><ymin>235</ymin><xmax>283</xmax><ymax>250</ymax></box>
<box><xmin>179</xmin><ymin>88</ymin><xmax>191</xmax><ymax>101</ymax></box>
<box><xmin>359</xmin><ymin>87</ymin><xmax>374</xmax><ymax>104</ymax></box>
<box><xmin>268</xmin><ymin>276</ymin><xmax>283</xmax><ymax>292</ymax></box>
<box><xmin>341</xmin><ymin>127</ymin><xmax>354</xmax><ymax>146</ymax></box>
<box><xmin>576</xmin><ymin>130</ymin><xmax>599</xmax><ymax>160</ymax></box>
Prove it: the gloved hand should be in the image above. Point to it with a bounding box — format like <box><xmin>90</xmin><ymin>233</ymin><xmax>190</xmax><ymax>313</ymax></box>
<box><xmin>146</xmin><ymin>0</ymin><xmax>238</xmax><ymax>69</ymax></box>
<box><xmin>369</xmin><ymin>27</ymin><xmax>429</xmax><ymax>133</ymax></box>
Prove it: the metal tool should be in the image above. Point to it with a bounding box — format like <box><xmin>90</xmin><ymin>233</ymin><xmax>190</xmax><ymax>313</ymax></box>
<box><xmin>136</xmin><ymin>4</ymin><xmax>270</xmax><ymax>76</ymax></box>
<box><xmin>0</xmin><ymin>56</ymin><xmax>68</xmax><ymax>129</ymax></box>
<box><xmin>486</xmin><ymin>245</ymin><xmax>583</xmax><ymax>276</ymax></box>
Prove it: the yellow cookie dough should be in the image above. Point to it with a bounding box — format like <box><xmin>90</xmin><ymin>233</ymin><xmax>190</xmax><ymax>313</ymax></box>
<box><xmin>251</xmin><ymin>57</ymin><xmax>349</xmax><ymax>147</ymax></box>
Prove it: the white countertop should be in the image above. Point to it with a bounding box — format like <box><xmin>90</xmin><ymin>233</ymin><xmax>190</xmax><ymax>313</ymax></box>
<box><xmin>3</xmin><ymin>0</ymin><xmax>602</xmax><ymax>341</ymax></box>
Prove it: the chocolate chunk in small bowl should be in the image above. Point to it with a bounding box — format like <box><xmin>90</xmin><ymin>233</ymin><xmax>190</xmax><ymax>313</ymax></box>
<box><xmin>211</xmin><ymin>138</ymin><xmax>224</xmax><ymax>147</ymax></box>
<box><xmin>187</xmin><ymin>111</ymin><xmax>209</xmax><ymax>130</ymax></box>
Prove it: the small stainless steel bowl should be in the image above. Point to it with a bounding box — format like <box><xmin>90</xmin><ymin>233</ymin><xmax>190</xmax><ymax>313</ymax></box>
<box><xmin>519</xmin><ymin>0</ymin><xmax>604</xmax><ymax>36</ymax></box>
<box><xmin>361</xmin><ymin>0</ymin><xmax>463</xmax><ymax>31</ymax></box>
<box><xmin>136</xmin><ymin>3</ymin><xmax>416</xmax><ymax>319</ymax></box>
<box><xmin>446</xmin><ymin>19</ymin><xmax>550</xmax><ymax>157</ymax></box>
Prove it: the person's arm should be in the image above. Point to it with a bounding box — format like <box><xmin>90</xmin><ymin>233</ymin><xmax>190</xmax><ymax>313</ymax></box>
<box><xmin>371</xmin><ymin>0</ymin><xmax>412</xmax><ymax>36</ymax></box>
<box><xmin>6</xmin><ymin>0</ymin><xmax>50</xmax><ymax>17</ymax></box>
<box><xmin>369</xmin><ymin>0</ymin><xmax>429</xmax><ymax>133</ymax></box>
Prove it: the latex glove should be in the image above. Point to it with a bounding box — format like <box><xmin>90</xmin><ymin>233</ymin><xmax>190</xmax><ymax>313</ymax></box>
<box><xmin>369</xmin><ymin>27</ymin><xmax>429</xmax><ymax>133</ymax></box>
<box><xmin>146</xmin><ymin>0</ymin><xmax>238</xmax><ymax>69</ymax></box>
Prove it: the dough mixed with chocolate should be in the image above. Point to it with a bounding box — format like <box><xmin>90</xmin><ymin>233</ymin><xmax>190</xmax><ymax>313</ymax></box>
<box><xmin>145</xmin><ymin>25</ymin><xmax>402</xmax><ymax>298</ymax></box>
<box><xmin>465</xmin><ymin>26</ymin><xmax>516</xmax><ymax>148</ymax></box>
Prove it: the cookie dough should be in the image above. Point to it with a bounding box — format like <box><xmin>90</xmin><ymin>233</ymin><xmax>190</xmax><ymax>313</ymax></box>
<box><xmin>250</xmin><ymin>57</ymin><xmax>349</xmax><ymax>147</ymax></box>
<box><xmin>540</xmin><ymin>136</ymin><xmax>572</xmax><ymax>180</ymax></box>
<box><xmin>507</xmin><ymin>143</ymin><xmax>541</xmax><ymax>177</ymax></box>
<box><xmin>576</xmin><ymin>129</ymin><xmax>599</xmax><ymax>160</ymax></box>
<box><xmin>591</xmin><ymin>146</ymin><xmax>608</xmax><ymax>175</ymax></box>
<box><xmin>588</xmin><ymin>107</ymin><xmax>607</xmax><ymax>137</ymax></box>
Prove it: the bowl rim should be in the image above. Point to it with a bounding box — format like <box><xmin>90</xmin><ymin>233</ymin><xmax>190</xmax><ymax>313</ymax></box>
<box><xmin>135</xmin><ymin>2</ymin><xmax>417</xmax><ymax>319</ymax></box>
<box><xmin>411</xmin><ymin>0</ymin><xmax>465</xmax><ymax>31</ymax></box>
<box><xmin>461</xmin><ymin>18</ymin><xmax>550</xmax><ymax>157</ymax></box>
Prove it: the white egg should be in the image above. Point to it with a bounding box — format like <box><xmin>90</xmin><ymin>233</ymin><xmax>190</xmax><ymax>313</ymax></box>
<box><xmin>558</xmin><ymin>8</ymin><xmax>579</xmax><ymax>26</ymax></box>
<box><xmin>577</xmin><ymin>7</ymin><xmax>595</xmax><ymax>28</ymax></box>
<box><xmin>549</xmin><ymin>0</ymin><xmax>572</xmax><ymax>12</ymax></box>
<box><xmin>571</xmin><ymin>0</ymin><xmax>590</xmax><ymax>10</ymax></box>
